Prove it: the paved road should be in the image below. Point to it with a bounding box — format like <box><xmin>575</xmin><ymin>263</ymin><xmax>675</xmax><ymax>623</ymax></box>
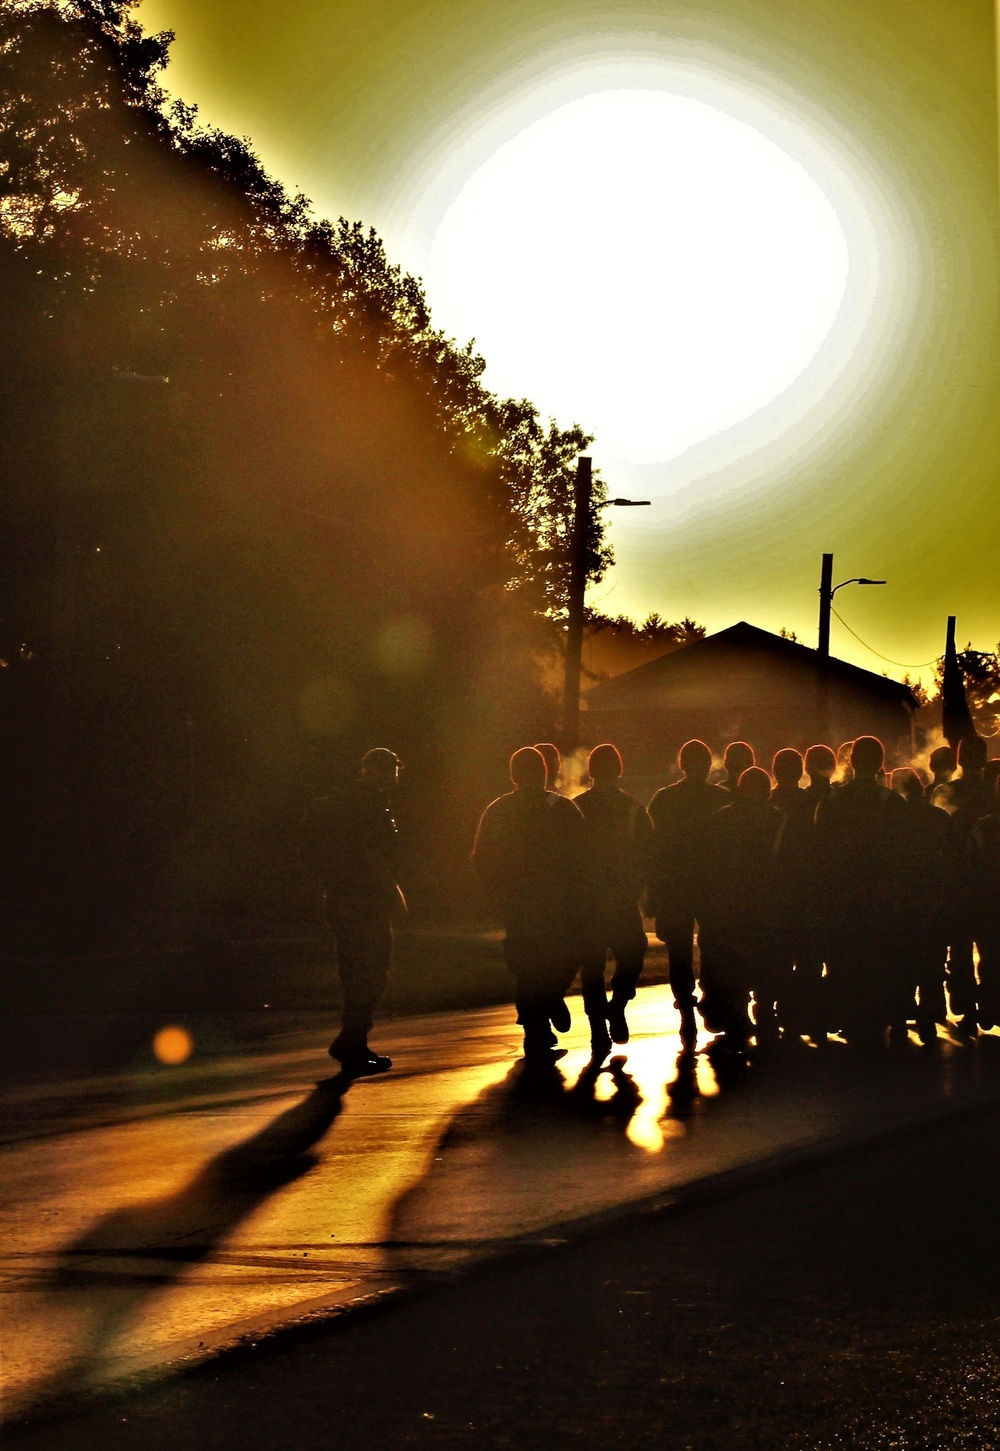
<box><xmin>18</xmin><ymin>1097</ymin><xmax>1000</xmax><ymax>1451</ymax></box>
<box><xmin>4</xmin><ymin>987</ymin><xmax>1000</xmax><ymax>1423</ymax></box>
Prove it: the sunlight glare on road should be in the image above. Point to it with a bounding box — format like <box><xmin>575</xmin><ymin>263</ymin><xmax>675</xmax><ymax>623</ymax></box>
<box><xmin>426</xmin><ymin>90</ymin><xmax>850</xmax><ymax>467</ymax></box>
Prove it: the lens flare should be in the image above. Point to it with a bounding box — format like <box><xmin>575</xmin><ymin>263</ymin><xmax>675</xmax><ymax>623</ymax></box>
<box><xmin>152</xmin><ymin>1024</ymin><xmax>194</xmax><ymax>1065</ymax></box>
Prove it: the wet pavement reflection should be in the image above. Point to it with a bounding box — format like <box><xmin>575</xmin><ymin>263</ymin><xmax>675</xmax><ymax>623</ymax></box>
<box><xmin>4</xmin><ymin>984</ymin><xmax>1000</xmax><ymax>1421</ymax></box>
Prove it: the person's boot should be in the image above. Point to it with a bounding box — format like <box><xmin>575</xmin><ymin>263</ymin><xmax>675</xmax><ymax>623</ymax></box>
<box><xmin>955</xmin><ymin>1013</ymin><xmax>979</xmax><ymax>1041</ymax></box>
<box><xmin>606</xmin><ymin>994</ymin><xmax>630</xmax><ymax>1045</ymax></box>
<box><xmin>915</xmin><ymin>1015</ymin><xmax>938</xmax><ymax>1046</ymax></box>
<box><xmin>330</xmin><ymin>1035</ymin><xmax>392</xmax><ymax>1075</ymax></box>
<box><xmin>549</xmin><ymin>998</ymin><xmax>571</xmax><ymax>1034</ymax></box>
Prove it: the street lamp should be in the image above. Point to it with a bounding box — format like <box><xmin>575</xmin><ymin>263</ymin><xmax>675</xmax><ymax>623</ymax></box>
<box><xmin>562</xmin><ymin>456</ymin><xmax>651</xmax><ymax>752</ymax></box>
<box><xmin>817</xmin><ymin>552</ymin><xmax>885</xmax><ymax>660</ymax></box>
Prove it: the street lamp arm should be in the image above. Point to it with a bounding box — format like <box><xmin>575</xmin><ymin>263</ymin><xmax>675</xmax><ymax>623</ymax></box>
<box><xmin>601</xmin><ymin>497</ymin><xmax>651</xmax><ymax>507</ymax></box>
<box><xmin>830</xmin><ymin>577</ymin><xmax>886</xmax><ymax>597</ymax></box>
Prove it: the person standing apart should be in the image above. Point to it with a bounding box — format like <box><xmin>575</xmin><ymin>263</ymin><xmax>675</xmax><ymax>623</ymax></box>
<box><xmin>300</xmin><ymin>748</ymin><xmax>404</xmax><ymax>1076</ymax></box>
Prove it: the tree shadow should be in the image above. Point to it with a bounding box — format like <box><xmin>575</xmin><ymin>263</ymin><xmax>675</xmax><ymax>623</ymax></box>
<box><xmin>20</xmin><ymin>1073</ymin><xmax>352</xmax><ymax>1413</ymax></box>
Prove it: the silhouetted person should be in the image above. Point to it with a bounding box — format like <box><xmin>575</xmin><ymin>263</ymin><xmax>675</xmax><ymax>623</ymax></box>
<box><xmin>648</xmin><ymin>739</ymin><xmax>729</xmax><ymax>1047</ymax></box>
<box><xmin>719</xmin><ymin>740</ymin><xmax>755</xmax><ymax>795</ymax></box>
<box><xmin>771</xmin><ymin>748</ymin><xmax>816</xmax><ymax>1035</ymax></box>
<box><xmin>574</xmin><ymin>743</ymin><xmax>654</xmax><ymax>1060</ymax></box>
<box><xmin>939</xmin><ymin>735</ymin><xmax>995</xmax><ymax>831</ymax></box>
<box><xmin>300</xmin><ymin>748</ymin><xmax>404</xmax><ymax>1076</ymax></box>
<box><xmin>815</xmin><ymin>736</ymin><xmax>906</xmax><ymax>1049</ymax></box>
<box><xmin>933</xmin><ymin>735</ymin><xmax>995</xmax><ymax>1033</ymax></box>
<box><xmin>888</xmin><ymin>767</ymin><xmax>956</xmax><ymax>1044</ymax></box>
<box><xmin>770</xmin><ymin>748</ymin><xmax>809</xmax><ymax>818</ymax></box>
<box><xmin>970</xmin><ymin>777</ymin><xmax>1000</xmax><ymax>1028</ymax></box>
<box><xmin>788</xmin><ymin>742</ymin><xmax>839</xmax><ymax>1039</ymax></box>
<box><xmin>698</xmin><ymin>767</ymin><xmax>784</xmax><ymax>1051</ymax></box>
<box><xmin>928</xmin><ymin>743</ymin><xmax>957</xmax><ymax>803</ymax></box>
<box><xmin>473</xmin><ymin>747</ymin><xmax>589</xmax><ymax>1063</ymax></box>
<box><xmin>803</xmin><ymin>743</ymin><xmax>837</xmax><ymax>815</ymax></box>
<box><xmin>533</xmin><ymin>742</ymin><xmax>563</xmax><ymax>794</ymax></box>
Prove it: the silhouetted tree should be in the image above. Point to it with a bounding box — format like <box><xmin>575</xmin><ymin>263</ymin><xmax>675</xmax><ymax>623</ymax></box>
<box><xmin>582</xmin><ymin>612</ymin><xmax>706</xmax><ymax>683</ymax></box>
<box><xmin>931</xmin><ymin>644</ymin><xmax>1000</xmax><ymax>739</ymax></box>
<box><xmin>0</xmin><ymin>0</ymin><xmax>612</xmax><ymax>945</ymax></box>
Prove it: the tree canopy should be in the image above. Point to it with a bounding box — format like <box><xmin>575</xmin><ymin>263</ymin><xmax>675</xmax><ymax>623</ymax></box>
<box><xmin>0</xmin><ymin>0</ymin><xmax>612</xmax><ymax>944</ymax></box>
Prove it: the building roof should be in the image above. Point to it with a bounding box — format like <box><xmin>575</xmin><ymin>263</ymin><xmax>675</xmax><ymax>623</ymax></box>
<box><xmin>583</xmin><ymin>621</ymin><xmax>918</xmax><ymax>712</ymax></box>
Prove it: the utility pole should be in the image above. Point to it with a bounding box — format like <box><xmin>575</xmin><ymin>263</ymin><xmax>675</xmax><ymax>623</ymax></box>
<box><xmin>815</xmin><ymin>551</ymin><xmax>886</xmax><ymax>743</ymax></box>
<box><xmin>561</xmin><ymin>455</ymin><xmax>592</xmax><ymax>755</ymax></box>
<box><xmin>818</xmin><ymin>552</ymin><xmax>834</xmax><ymax>659</ymax></box>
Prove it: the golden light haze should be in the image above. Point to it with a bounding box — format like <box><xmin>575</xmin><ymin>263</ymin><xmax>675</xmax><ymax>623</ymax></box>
<box><xmin>138</xmin><ymin>0</ymin><xmax>1000</xmax><ymax>685</ymax></box>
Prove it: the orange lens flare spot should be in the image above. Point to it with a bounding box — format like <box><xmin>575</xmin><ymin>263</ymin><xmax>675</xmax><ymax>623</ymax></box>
<box><xmin>152</xmin><ymin>1025</ymin><xmax>194</xmax><ymax>1065</ymax></box>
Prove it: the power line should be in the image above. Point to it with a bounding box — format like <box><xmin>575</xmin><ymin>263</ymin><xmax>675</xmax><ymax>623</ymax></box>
<box><xmin>830</xmin><ymin>605</ymin><xmax>939</xmax><ymax>670</ymax></box>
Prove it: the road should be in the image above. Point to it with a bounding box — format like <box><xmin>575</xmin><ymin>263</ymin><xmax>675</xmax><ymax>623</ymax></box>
<box><xmin>4</xmin><ymin>986</ymin><xmax>1000</xmax><ymax>1425</ymax></box>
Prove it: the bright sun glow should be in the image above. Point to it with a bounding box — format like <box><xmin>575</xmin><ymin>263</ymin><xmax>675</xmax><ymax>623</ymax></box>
<box><xmin>425</xmin><ymin>90</ymin><xmax>851</xmax><ymax>466</ymax></box>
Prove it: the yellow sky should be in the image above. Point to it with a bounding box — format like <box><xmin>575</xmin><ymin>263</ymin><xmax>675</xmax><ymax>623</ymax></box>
<box><xmin>138</xmin><ymin>0</ymin><xmax>1000</xmax><ymax>684</ymax></box>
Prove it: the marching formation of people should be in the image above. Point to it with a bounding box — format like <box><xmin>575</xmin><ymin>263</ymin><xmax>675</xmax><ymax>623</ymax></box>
<box><xmin>472</xmin><ymin>733</ymin><xmax>1000</xmax><ymax>1065</ymax></box>
<box><xmin>302</xmin><ymin>733</ymin><xmax>999</xmax><ymax>1076</ymax></box>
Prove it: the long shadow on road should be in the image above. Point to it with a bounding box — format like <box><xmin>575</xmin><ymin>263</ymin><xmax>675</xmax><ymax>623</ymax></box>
<box><xmin>14</xmin><ymin>1073</ymin><xmax>352</xmax><ymax>1418</ymax></box>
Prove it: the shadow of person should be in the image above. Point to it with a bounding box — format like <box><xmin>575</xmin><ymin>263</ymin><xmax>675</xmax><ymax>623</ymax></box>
<box><xmin>384</xmin><ymin>1058</ymin><xmax>644</xmax><ymax>1282</ymax></box>
<box><xmin>23</xmin><ymin>1074</ymin><xmax>351</xmax><ymax>1413</ymax></box>
<box><xmin>570</xmin><ymin>1055</ymin><xmax>642</xmax><ymax>1123</ymax></box>
<box><xmin>666</xmin><ymin>1047</ymin><xmax>700</xmax><ymax>1120</ymax></box>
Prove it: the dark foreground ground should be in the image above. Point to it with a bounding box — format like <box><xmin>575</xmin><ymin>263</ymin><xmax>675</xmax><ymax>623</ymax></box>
<box><xmin>12</xmin><ymin>1094</ymin><xmax>1000</xmax><ymax>1451</ymax></box>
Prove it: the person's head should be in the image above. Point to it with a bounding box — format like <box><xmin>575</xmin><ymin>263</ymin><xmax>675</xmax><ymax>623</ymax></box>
<box><xmin>929</xmin><ymin>744</ymin><xmax>956</xmax><ymax>781</ymax></box>
<box><xmin>736</xmin><ymin>766</ymin><xmax>772</xmax><ymax>802</ymax></box>
<box><xmin>804</xmin><ymin>743</ymin><xmax>836</xmax><ymax>782</ymax></box>
<box><xmin>510</xmin><ymin>746</ymin><xmax>547</xmax><ymax>790</ymax></box>
<box><xmin>360</xmin><ymin>747</ymin><xmax>401</xmax><ymax>794</ymax></box>
<box><xmin>891</xmin><ymin>766</ymin><xmax>924</xmax><ymax>803</ymax></box>
<box><xmin>678</xmin><ymin>738</ymin><xmax>712</xmax><ymax>782</ymax></box>
<box><xmin>533</xmin><ymin>742</ymin><xmax>562</xmax><ymax>791</ymax></box>
<box><xmin>957</xmin><ymin>734</ymin><xmax>987</xmax><ymax>776</ymax></box>
<box><xmin>724</xmin><ymin>741</ymin><xmax>755</xmax><ymax>780</ymax></box>
<box><xmin>850</xmin><ymin>735</ymin><xmax>884</xmax><ymax>780</ymax></box>
<box><xmin>772</xmin><ymin>748</ymin><xmax>804</xmax><ymax>789</ymax></box>
<box><xmin>588</xmin><ymin>742</ymin><xmax>623</xmax><ymax>786</ymax></box>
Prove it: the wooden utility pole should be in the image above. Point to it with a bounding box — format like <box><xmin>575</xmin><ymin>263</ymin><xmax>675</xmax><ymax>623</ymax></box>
<box><xmin>818</xmin><ymin>551</ymin><xmax>834</xmax><ymax>660</ymax></box>
<box><xmin>561</xmin><ymin>455</ymin><xmax>592</xmax><ymax>754</ymax></box>
<box><xmin>815</xmin><ymin>552</ymin><xmax>834</xmax><ymax>743</ymax></box>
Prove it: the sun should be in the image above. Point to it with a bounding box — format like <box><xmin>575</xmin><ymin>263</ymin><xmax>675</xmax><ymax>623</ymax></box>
<box><xmin>424</xmin><ymin>89</ymin><xmax>851</xmax><ymax>468</ymax></box>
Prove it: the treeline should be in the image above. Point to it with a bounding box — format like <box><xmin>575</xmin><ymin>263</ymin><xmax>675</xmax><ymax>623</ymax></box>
<box><xmin>0</xmin><ymin>0</ymin><xmax>611</xmax><ymax>948</ymax></box>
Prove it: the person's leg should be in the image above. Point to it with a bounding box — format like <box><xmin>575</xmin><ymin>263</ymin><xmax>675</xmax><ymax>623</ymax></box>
<box><xmin>606</xmin><ymin>903</ymin><xmax>647</xmax><ymax>1043</ymax></box>
<box><xmin>329</xmin><ymin>908</ymin><xmax>392</xmax><ymax>1066</ymax></box>
<box><xmin>657</xmin><ymin>905</ymin><xmax>697</xmax><ymax>1044</ymax></box>
<box><xmin>507</xmin><ymin>929</ymin><xmax>567</xmax><ymax>1060</ymax></box>
<box><xmin>914</xmin><ymin>936</ymin><xmax>946</xmax><ymax>1043</ymax></box>
<box><xmin>579</xmin><ymin>946</ymin><xmax>612</xmax><ymax>1057</ymax></box>
<box><xmin>794</xmin><ymin>946</ymin><xmax>829</xmax><ymax>1042</ymax></box>
<box><xmin>976</xmin><ymin>925</ymin><xmax>1000</xmax><ymax>1030</ymax></box>
<box><xmin>946</xmin><ymin>935</ymin><xmax>978</xmax><ymax>1032</ymax></box>
<box><xmin>515</xmin><ymin>979</ymin><xmax>559</xmax><ymax>1060</ymax></box>
<box><xmin>700</xmin><ymin>940</ymin><xmax>751</xmax><ymax>1047</ymax></box>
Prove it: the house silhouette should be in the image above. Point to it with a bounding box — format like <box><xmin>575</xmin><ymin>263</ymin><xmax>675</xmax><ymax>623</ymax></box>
<box><xmin>583</xmin><ymin>621</ymin><xmax>917</xmax><ymax>791</ymax></box>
